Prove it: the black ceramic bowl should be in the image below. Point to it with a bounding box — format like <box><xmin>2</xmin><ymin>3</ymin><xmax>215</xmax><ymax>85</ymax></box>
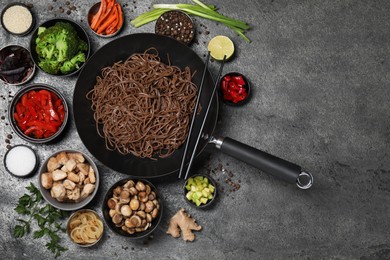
<box><xmin>219</xmin><ymin>72</ymin><xmax>251</xmax><ymax>106</ymax></box>
<box><xmin>102</xmin><ymin>178</ymin><xmax>163</xmax><ymax>239</ymax></box>
<box><xmin>87</xmin><ymin>2</ymin><xmax>124</xmax><ymax>38</ymax></box>
<box><xmin>155</xmin><ymin>10</ymin><xmax>195</xmax><ymax>45</ymax></box>
<box><xmin>183</xmin><ymin>174</ymin><xmax>217</xmax><ymax>209</ymax></box>
<box><xmin>1</xmin><ymin>2</ymin><xmax>35</xmax><ymax>36</ymax></box>
<box><xmin>0</xmin><ymin>45</ymin><xmax>35</xmax><ymax>86</ymax></box>
<box><xmin>8</xmin><ymin>83</ymin><xmax>69</xmax><ymax>143</ymax></box>
<box><xmin>29</xmin><ymin>18</ymin><xmax>91</xmax><ymax>77</ymax></box>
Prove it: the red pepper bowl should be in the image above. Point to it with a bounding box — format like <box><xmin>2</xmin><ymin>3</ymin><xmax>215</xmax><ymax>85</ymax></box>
<box><xmin>219</xmin><ymin>72</ymin><xmax>252</xmax><ymax>106</ymax></box>
<box><xmin>8</xmin><ymin>83</ymin><xmax>69</xmax><ymax>143</ymax></box>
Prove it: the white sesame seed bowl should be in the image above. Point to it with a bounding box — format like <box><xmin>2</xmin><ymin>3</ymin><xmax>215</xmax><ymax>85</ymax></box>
<box><xmin>1</xmin><ymin>2</ymin><xmax>35</xmax><ymax>36</ymax></box>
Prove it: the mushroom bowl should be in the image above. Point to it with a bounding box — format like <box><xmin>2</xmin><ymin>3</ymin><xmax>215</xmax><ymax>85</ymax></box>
<box><xmin>102</xmin><ymin>178</ymin><xmax>163</xmax><ymax>239</ymax></box>
<box><xmin>38</xmin><ymin>150</ymin><xmax>99</xmax><ymax>211</ymax></box>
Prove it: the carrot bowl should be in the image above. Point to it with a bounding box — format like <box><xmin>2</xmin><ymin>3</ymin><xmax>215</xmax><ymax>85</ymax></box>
<box><xmin>88</xmin><ymin>0</ymin><xmax>124</xmax><ymax>38</ymax></box>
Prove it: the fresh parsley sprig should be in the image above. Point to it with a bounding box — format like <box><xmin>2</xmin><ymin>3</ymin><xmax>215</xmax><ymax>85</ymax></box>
<box><xmin>13</xmin><ymin>183</ymin><xmax>69</xmax><ymax>258</ymax></box>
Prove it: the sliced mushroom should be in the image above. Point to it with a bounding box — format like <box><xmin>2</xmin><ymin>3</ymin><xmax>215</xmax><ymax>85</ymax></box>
<box><xmin>151</xmin><ymin>208</ymin><xmax>159</xmax><ymax>219</ymax></box>
<box><xmin>88</xmin><ymin>166</ymin><xmax>96</xmax><ymax>183</ymax></box>
<box><xmin>145</xmin><ymin>184</ymin><xmax>151</xmax><ymax>195</ymax></box>
<box><xmin>129</xmin><ymin>215</ymin><xmax>142</xmax><ymax>227</ymax></box>
<box><xmin>139</xmin><ymin>202</ymin><xmax>146</xmax><ymax>211</ymax></box>
<box><xmin>68</xmin><ymin>152</ymin><xmax>85</xmax><ymax>163</ymax></box>
<box><xmin>121</xmin><ymin>205</ymin><xmax>132</xmax><ymax>217</ymax></box>
<box><xmin>119</xmin><ymin>190</ymin><xmax>131</xmax><ymax>204</ymax></box>
<box><xmin>141</xmin><ymin>219</ymin><xmax>147</xmax><ymax>228</ymax></box>
<box><xmin>127</xmin><ymin>228</ymin><xmax>135</xmax><ymax>234</ymax></box>
<box><xmin>51</xmin><ymin>182</ymin><xmax>66</xmax><ymax>202</ymax></box>
<box><xmin>109</xmin><ymin>209</ymin><xmax>116</xmax><ymax>218</ymax></box>
<box><xmin>135</xmin><ymin>181</ymin><xmax>146</xmax><ymax>192</ymax></box>
<box><xmin>56</xmin><ymin>152</ymin><xmax>69</xmax><ymax>165</ymax></box>
<box><xmin>67</xmin><ymin>187</ymin><xmax>81</xmax><ymax>201</ymax></box>
<box><xmin>123</xmin><ymin>180</ymin><xmax>135</xmax><ymax>188</ymax></box>
<box><xmin>130</xmin><ymin>199</ymin><xmax>140</xmax><ymax>211</ymax></box>
<box><xmin>115</xmin><ymin>202</ymin><xmax>123</xmax><ymax>215</ymax></box>
<box><xmin>113</xmin><ymin>186</ymin><xmax>122</xmax><ymax>196</ymax></box>
<box><xmin>125</xmin><ymin>218</ymin><xmax>135</xmax><ymax>228</ymax></box>
<box><xmin>52</xmin><ymin>169</ymin><xmax>67</xmax><ymax>181</ymax></box>
<box><xmin>112</xmin><ymin>213</ymin><xmax>123</xmax><ymax>225</ymax></box>
<box><xmin>63</xmin><ymin>179</ymin><xmax>76</xmax><ymax>190</ymax></box>
<box><xmin>107</xmin><ymin>198</ymin><xmax>117</xmax><ymax>209</ymax></box>
<box><xmin>41</xmin><ymin>172</ymin><xmax>53</xmax><ymax>189</ymax></box>
<box><xmin>128</xmin><ymin>187</ymin><xmax>138</xmax><ymax>196</ymax></box>
<box><xmin>146</xmin><ymin>213</ymin><xmax>152</xmax><ymax>223</ymax></box>
<box><xmin>47</xmin><ymin>157</ymin><xmax>61</xmax><ymax>172</ymax></box>
<box><xmin>148</xmin><ymin>191</ymin><xmax>156</xmax><ymax>201</ymax></box>
<box><xmin>145</xmin><ymin>201</ymin><xmax>155</xmax><ymax>213</ymax></box>
<box><xmin>67</xmin><ymin>172</ymin><xmax>80</xmax><ymax>183</ymax></box>
<box><xmin>138</xmin><ymin>192</ymin><xmax>148</xmax><ymax>203</ymax></box>
<box><xmin>65</xmin><ymin>159</ymin><xmax>77</xmax><ymax>172</ymax></box>
<box><xmin>137</xmin><ymin>211</ymin><xmax>146</xmax><ymax>219</ymax></box>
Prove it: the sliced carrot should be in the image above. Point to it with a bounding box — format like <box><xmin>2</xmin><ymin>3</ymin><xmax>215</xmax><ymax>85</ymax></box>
<box><xmin>116</xmin><ymin>3</ymin><xmax>123</xmax><ymax>30</ymax></box>
<box><xmin>91</xmin><ymin>0</ymin><xmax>107</xmax><ymax>30</ymax></box>
<box><xmin>97</xmin><ymin>7</ymin><xmax>117</xmax><ymax>34</ymax></box>
<box><xmin>95</xmin><ymin>0</ymin><xmax>115</xmax><ymax>32</ymax></box>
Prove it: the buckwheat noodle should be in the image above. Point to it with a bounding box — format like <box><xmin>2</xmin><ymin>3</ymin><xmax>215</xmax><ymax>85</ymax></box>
<box><xmin>87</xmin><ymin>48</ymin><xmax>198</xmax><ymax>159</ymax></box>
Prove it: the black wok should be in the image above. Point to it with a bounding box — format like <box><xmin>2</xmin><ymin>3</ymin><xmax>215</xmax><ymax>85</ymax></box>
<box><xmin>73</xmin><ymin>33</ymin><xmax>313</xmax><ymax>189</ymax></box>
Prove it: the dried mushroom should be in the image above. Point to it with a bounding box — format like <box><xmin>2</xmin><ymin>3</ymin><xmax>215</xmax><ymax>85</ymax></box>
<box><xmin>41</xmin><ymin>152</ymin><xmax>96</xmax><ymax>203</ymax></box>
<box><xmin>108</xmin><ymin>180</ymin><xmax>160</xmax><ymax>235</ymax></box>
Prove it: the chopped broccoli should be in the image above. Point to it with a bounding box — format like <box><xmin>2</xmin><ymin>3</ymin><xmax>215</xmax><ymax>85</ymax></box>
<box><xmin>34</xmin><ymin>22</ymin><xmax>88</xmax><ymax>74</ymax></box>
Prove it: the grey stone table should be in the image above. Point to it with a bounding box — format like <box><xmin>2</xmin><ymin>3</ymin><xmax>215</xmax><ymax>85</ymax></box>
<box><xmin>1</xmin><ymin>0</ymin><xmax>389</xmax><ymax>259</ymax></box>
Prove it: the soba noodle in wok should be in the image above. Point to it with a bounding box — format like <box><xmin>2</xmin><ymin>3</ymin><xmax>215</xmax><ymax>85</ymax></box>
<box><xmin>87</xmin><ymin>48</ymin><xmax>198</xmax><ymax>159</ymax></box>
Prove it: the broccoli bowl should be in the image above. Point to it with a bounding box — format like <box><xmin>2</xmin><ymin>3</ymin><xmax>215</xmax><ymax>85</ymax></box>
<box><xmin>30</xmin><ymin>18</ymin><xmax>91</xmax><ymax>76</ymax></box>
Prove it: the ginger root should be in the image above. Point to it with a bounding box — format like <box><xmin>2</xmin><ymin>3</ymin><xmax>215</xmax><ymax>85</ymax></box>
<box><xmin>166</xmin><ymin>208</ymin><xmax>202</xmax><ymax>241</ymax></box>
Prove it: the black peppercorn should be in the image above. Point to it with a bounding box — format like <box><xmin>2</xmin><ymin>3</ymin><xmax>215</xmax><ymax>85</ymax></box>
<box><xmin>155</xmin><ymin>11</ymin><xmax>195</xmax><ymax>45</ymax></box>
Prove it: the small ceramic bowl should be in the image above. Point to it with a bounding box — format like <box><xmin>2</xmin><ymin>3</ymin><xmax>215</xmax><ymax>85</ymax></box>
<box><xmin>87</xmin><ymin>2</ymin><xmax>124</xmax><ymax>38</ymax></box>
<box><xmin>38</xmin><ymin>149</ymin><xmax>100</xmax><ymax>211</ymax></box>
<box><xmin>1</xmin><ymin>2</ymin><xmax>35</xmax><ymax>36</ymax></box>
<box><xmin>219</xmin><ymin>72</ymin><xmax>252</xmax><ymax>106</ymax></box>
<box><xmin>0</xmin><ymin>45</ymin><xmax>35</xmax><ymax>85</ymax></box>
<box><xmin>102</xmin><ymin>178</ymin><xmax>163</xmax><ymax>239</ymax></box>
<box><xmin>29</xmin><ymin>18</ymin><xmax>91</xmax><ymax>76</ymax></box>
<box><xmin>8</xmin><ymin>83</ymin><xmax>69</xmax><ymax>144</ymax></box>
<box><xmin>67</xmin><ymin>209</ymin><xmax>104</xmax><ymax>247</ymax></box>
<box><xmin>155</xmin><ymin>10</ymin><xmax>195</xmax><ymax>45</ymax></box>
<box><xmin>183</xmin><ymin>174</ymin><xmax>217</xmax><ymax>209</ymax></box>
<box><xmin>4</xmin><ymin>145</ymin><xmax>39</xmax><ymax>178</ymax></box>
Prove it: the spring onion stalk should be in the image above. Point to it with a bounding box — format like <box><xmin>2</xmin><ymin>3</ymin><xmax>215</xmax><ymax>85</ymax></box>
<box><xmin>130</xmin><ymin>0</ymin><xmax>251</xmax><ymax>43</ymax></box>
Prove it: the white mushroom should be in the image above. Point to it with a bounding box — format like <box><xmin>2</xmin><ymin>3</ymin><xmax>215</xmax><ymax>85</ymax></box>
<box><xmin>41</xmin><ymin>172</ymin><xmax>53</xmax><ymax>189</ymax></box>
<box><xmin>47</xmin><ymin>157</ymin><xmax>61</xmax><ymax>172</ymax></box>
<box><xmin>52</xmin><ymin>170</ymin><xmax>67</xmax><ymax>181</ymax></box>
<box><xmin>51</xmin><ymin>182</ymin><xmax>66</xmax><ymax>201</ymax></box>
<box><xmin>63</xmin><ymin>179</ymin><xmax>76</xmax><ymax>190</ymax></box>
<box><xmin>65</xmin><ymin>159</ymin><xmax>77</xmax><ymax>172</ymax></box>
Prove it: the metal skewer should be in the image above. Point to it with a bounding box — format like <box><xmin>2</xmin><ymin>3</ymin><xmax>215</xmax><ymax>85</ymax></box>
<box><xmin>178</xmin><ymin>52</ymin><xmax>211</xmax><ymax>179</ymax></box>
<box><xmin>183</xmin><ymin>55</ymin><xmax>226</xmax><ymax>180</ymax></box>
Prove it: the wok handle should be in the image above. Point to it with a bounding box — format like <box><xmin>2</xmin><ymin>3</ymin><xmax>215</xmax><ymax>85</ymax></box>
<box><xmin>211</xmin><ymin>137</ymin><xmax>313</xmax><ymax>188</ymax></box>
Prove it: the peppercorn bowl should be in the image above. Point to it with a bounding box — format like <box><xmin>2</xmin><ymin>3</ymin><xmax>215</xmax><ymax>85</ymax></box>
<box><xmin>29</xmin><ymin>18</ymin><xmax>91</xmax><ymax>77</ymax></box>
<box><xmin>87</xmin><ymin>1</ymin><xmax>124</xmax><ymax>38</ymax></box>
<box><xmin>8</xmin><ymin>83</ymin><xmax>69</xmax><ymax>143</ymax></box>
<box><xmin>102</xmin><ymin>178</ymin><xmax>163</xmax><ymax>239</ymax></box>
<box><xmin>0</xmin><ymin>45</ymin><xmax>35</xmax><ymax>86</ymax></box>
<box><xmin>184</xmin><ymin>174</ymin><xmax>217</xmax><ymax>209</ymax></box>
<box><xmin>219</xmin><ymin>72</ymin><xmax>252</xmax><ymax>106</ymax></box>
<box><xmin>155</xmin><ymin>10</ymin><xmax>195</xmax><ymax>45</ymax></box>
<box><xmin>38</xmin><ymin>149</ymin><xmax>100</xmax><ymax>211</ymax></box>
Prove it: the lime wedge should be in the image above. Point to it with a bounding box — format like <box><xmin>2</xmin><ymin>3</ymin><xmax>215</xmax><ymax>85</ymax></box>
<box><xmin>207</xmin><ymin>35</ymin><xmax>235</xmax><ymax>61</ymax></box>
